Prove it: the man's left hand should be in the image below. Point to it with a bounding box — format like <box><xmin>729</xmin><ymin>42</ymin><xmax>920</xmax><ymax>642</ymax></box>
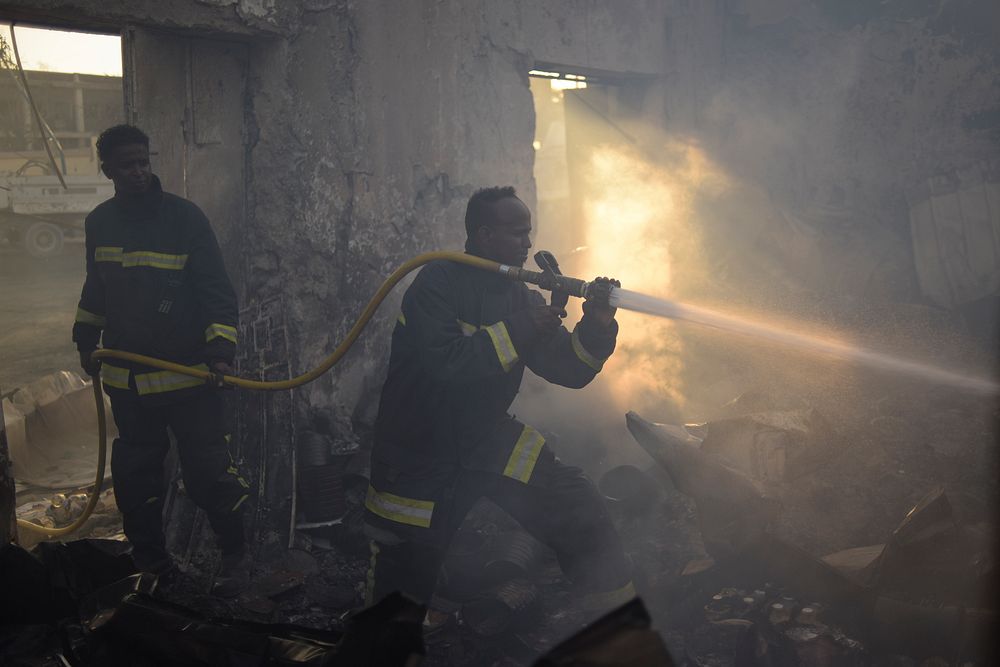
<box><xmin>582</xmin><ymin>277</ymin><xmax>621</xmax><ymax>328</ymax></box>
<box><xmin>210</xmin><ymin>360</ymin><xmax>235</xmax><ymax>389</ymax></box>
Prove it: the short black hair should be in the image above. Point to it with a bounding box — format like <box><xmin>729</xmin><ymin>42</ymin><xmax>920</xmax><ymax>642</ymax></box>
<box><xmin>96</xmin><ymin>124</ymin><xmax>149</xmax><ymax>163</ymax></box>
<box><xmin>464</xmin><ymin>186</ymin><xmax>518</xmax><ymax>239</ymax></box>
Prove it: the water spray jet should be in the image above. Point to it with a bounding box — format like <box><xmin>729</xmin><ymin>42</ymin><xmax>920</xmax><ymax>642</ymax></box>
<box><xmin>606</xmin><ymin>288</ymin><xmax>998</xmax><ymax>395</ymax></box>
<box><xmin>490</xmin><ymin>253</ymin><xmax>1000</xmax><ymax>394</ymax></box>
<box><xmin>499</xmin><ymin>256</ymin><xmax>997</xmax><ymax>395</ymax></box>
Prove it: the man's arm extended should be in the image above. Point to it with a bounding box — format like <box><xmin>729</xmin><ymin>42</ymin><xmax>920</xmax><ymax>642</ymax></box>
<box><xmin>524</xmin><ymin>278</ymin><xmax>620</xmax><ymax>388</ymax></box>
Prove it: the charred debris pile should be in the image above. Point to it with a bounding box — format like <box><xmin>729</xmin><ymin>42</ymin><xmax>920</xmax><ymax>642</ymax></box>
<box><xmin>620</xmin><ymin>386</ymin><xmax>996</xmax><ymax>667</ymax></box>
<box><xmin>2</xmin><ymin>384</ymin><xmax>995</xmax><ymax>666</ymax></box>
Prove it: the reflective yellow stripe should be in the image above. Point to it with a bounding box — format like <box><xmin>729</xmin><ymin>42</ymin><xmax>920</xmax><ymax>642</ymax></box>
<box><xmin>502</xmin><ymin>425</ymin><xmax>545</xmax><ymax>483</ymax></box>
<box><xmin>232</xmin><ymin>494</ymin><xmax>249</xmax><ymax>511</ymax></box>
<box><xmin>101</xmin><ymin>363</ymin><xmax>130</xmax><ymax>390</ymax></box>
<box><xmin>134</xmin><ymin>364</ymin><xmax>208</xmax><ymax>396</ymax></box>
<box><xmin>571</xmin><ymin>328</ymin><xmax>606</xmax><ymax>372</ymax></box>
<box><xmin>94</xmin><ymin>246</ymin><xmax>123</xmax><ymax>262</ymax></box>
<box><xmin>456</xmin><ymin>319</ymin><xmax>478</xmax><ymax>336</ymax></box>
<box><xmin>205</xmin><ymin>323</ymin><xmax>238</xmax><ymax>344</ymax></box>
<box><xmin>95</xmin><ymin>246</ymin><xmax>188</xmax><ymax>270</ymax></box>
<box><xmin>224</xmin><ymin>449</ymin><xmax>250</xmax><ymax>488</ymax></box>
<box><xmin>75</xmin><ymin>307</ymin><xmax>106</xmax><ymax>327</ymax></box>
<box><xmin>122</xmin><ymin>251</ymin><xmax>188</xmax><ymax>269</ymax></box>
<box><xmin>145</xmin><ymin>496</ymin><xmax>159</xmax><ymax>505</ymax></box>
<box><xmin>226</xmin><ymin>461</ymin><xmax>251</xmax><ymax>489</ymax></box>
<box><xmin>580</xmin><ymin>581</ymin><xmax>637</xmax><ymax>611</ymax></box>
<box><xmin>484</xmin><ymin>321</ymin><xmax>518</xmax><ymax>372</ymax></box>
<box><xmin>397</xmin><ymin>312</ymin><xmax>406</xmax><ymax>326</ymax></box>
<box><xmin>364</xmin><ymin>485</ymin><xmax>434</xmax><ymax>528</ymax></box>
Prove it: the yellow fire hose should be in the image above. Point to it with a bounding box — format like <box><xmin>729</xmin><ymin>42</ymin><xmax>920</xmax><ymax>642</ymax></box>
<box><xmin>16</xmin><ymin>251</ymin><xmax>588</xmax><ymax>538</ymax></box>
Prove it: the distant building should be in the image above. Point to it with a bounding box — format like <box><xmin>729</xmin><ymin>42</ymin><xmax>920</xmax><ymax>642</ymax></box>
<box><xmin>0</xmin><ymin>69</ymin><xmax>122</xmax><ymax>175</ymax></box>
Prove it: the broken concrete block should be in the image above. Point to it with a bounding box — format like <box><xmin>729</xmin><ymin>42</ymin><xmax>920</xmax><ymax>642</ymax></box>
<box><xmin>874</xmin><ymin>487</ymin><xmax>985</xmax><ymax>603</ymax></box>
<box><xmin>5</xmin><ymin>371</ymin><xmax>116</xmax><ymax>489</ymax></box>
<box><xmin>820</xmin><ymin>544</ymin><xmax>885</xmax><ymax>587</ymax></box>
<box><xmin>699</xmin><ymin>408</ymin><xmax>838</xmax><ymax>482</ymax></box>
<box><xmin>626</xmin><ymin>411</ymin><xmax>779</xmax><ymax>560</ymax></box>
<box><xmin>627</xmin><ymin>412</ymin><xmax>876</xmax><ymax>620</ymax></box>
<box><xmin>820</xmin><ymin>487</ymin><xmax>990</xmax><ymax>605</ymax></box>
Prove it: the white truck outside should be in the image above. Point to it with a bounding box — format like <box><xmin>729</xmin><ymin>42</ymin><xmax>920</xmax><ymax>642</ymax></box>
<box><xmin>0</xmin><ymin>175</ymin><xmax>114</xmax><ymax>257</ymax></box>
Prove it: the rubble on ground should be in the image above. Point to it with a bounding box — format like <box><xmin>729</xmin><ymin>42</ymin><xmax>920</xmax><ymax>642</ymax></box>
<box><xmin>624</xmin><ymin>391</ymin><xmax>997</xmax><ymax>666</ymax></box>
<box><xmin>3</xmin><ymin>371</ymin><xmax>115</xmax><ymax>489</ymax></box>
<box><xmin>0</xmin><ymin>538</ymin><xmax>424</xmax><ymax>666</ymax></box>
<box><xmin>3</xmin><ymin>385</ymin><xmax>996</xmax><ymax>665</ymax></box>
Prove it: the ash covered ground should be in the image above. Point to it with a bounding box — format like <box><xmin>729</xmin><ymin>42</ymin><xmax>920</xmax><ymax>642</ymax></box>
<box><xmin>33</xmin><ymin>377</ymin><xmax>989</xmax><ymax>666</ymax></box>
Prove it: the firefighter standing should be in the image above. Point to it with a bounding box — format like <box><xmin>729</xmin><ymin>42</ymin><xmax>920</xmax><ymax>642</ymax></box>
<box><xmin>72</xmin><ymin>125</ymin><xmax>249</xmax><ymax>596</ymax></box>
<box><xmin>364</xmin><ymin>186</ymin><xmax>635</xmax><ymax>621</ymax></box>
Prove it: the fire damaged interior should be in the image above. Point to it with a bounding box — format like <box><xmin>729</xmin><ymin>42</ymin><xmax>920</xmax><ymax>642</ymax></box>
<box><xmin>0</xmin><ymin>1</ymin><xmax>998</xmax><ymax>666</ymax></box>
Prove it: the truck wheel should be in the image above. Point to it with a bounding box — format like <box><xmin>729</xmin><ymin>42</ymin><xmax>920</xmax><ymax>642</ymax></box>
<box><xmin>24</xmin><ymin>222</ymin><xmax>64</xmax><ymax>258</ymax></box>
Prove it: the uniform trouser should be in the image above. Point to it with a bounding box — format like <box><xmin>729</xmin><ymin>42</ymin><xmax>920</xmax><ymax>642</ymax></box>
<box><xmin>366</xmin><ymin>454</ymin><xmax>633</xmax><ymax>610</ymax></box>
<box><xmin>109</xmin><ymin>388</ymin><xmax>249</xmax><ymax>571</ymax></box>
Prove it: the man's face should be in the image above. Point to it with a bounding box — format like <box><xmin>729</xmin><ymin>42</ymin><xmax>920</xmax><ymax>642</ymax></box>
<box><xmin>102</xmin><ymin>143</ymin><xmax>152</xmax><ymax>194</ymax></box>
<box><xmin>477</xmin><ymin>197</ymin><xmax>533</xmax><ymax>266</ymax></box>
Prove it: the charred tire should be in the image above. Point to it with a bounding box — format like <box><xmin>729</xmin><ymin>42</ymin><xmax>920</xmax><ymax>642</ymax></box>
<box><xmin>24</xmin><ymin>221</ymin><xmax>64</xmax><ymax>258</ymax></box>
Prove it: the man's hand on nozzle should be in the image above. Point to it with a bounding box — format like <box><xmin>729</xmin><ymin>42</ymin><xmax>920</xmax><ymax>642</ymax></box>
<box><xmin>210</xmin><ymin>360</ymin><xmax>235</xmax><ymax>389</ymax></box>
<box><xmin>79</xmin><ymin>350</ymin><xmax>102</xmax><ymax>377</ymax></box>
<box><xmin>583</xmin><ymin>277</ymin><xmax>621</xmax><ymax>328</ymax></box>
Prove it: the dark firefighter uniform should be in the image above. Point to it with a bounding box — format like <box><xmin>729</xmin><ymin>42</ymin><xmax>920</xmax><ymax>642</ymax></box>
<box><xmin>364</xmin><ymin>258</ymin><xmax>635</xmax><ymax>610</ymax></box>
<box><xmin>72</xmin><ymin>175</ymin><xmax>248</xmax><ymax>571</ymax></box>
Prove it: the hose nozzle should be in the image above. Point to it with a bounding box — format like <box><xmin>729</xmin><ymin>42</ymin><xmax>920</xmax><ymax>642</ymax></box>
<box><xmin>496</xmin><ymin>262</ymin><xmax>609</xmax><ymax>304</ymax></box>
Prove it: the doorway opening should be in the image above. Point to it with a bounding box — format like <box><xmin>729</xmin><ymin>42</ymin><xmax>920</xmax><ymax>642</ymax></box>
<box><xmin>1</xmin><ymin>21</ymin><xmax>124</xmax><ymax>546</ymax></box>
<box><xmin>528</xmin><ymin>65</ymin><xmax>643</xmax><ymax>282</ymax></box>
